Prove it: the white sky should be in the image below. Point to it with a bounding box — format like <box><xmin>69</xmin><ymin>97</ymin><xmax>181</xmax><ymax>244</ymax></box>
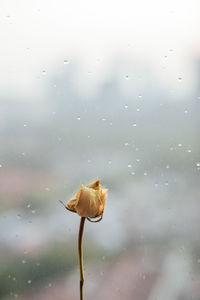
<box><xmin>0</xmin><ymin>0</ymin><xmax>200</xmax><ymax>99</ymax></box>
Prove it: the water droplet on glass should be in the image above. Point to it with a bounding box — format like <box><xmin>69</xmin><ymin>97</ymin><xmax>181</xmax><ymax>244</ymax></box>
<box><xmin>45</xmin><ymin>187</ymin><xmax>50</xmax><ymax>191</ymax></box>
<box><xmin>178</xmin><ymin>77</ymin><xmax>182</xmax><ymax>81</ymax></box>
<box><xmin>124</xmin><ymin>142</ymin><xmax>129</xmax><ymax>146</ymax></box>
<box><xmin>48</xmin><ymin>283</ymin><xmax>52</xmax><ymax>287</ymax></box>
<box><xmin>125</xmin><ymin>75</ymin><xmax>129</xmax><ymax>80</ymax></box>
<box><xmin>64</xmin><ymin>60</ymin><xmax>69</xmax><ymax>65</ymax></box>
<box><xmin>0</xmin><ymin>164</ymin><xmax>2</xmax><ymax>168</ymax></box>
<box><xmin>27</xmin><ymin>204</ymin><xmax>31</xmax><ymax>208</ymax></box>
<box><xmin>87</xmin><ymin>159</ymin><xmax>91</xmax><ymax>163</ymax></box>
<box><xmin>131</xmin><ymin>171</ymin><xmax>135</xmax><ymax>175</ymax></box>
<box><xmin>144</xmin><ymin>172</ymin><xmax>147</xmax><ymax>176</ymax></box>
<box><xmin>31</xmin><ymin>210</ymin><xmax>36</xmax><ymax>214</ymax></box>
<box><xmin>23</xmin><ymin>124</ymin><xmax>27</xmax><ymax>127</ymax></box>
<box><xmin>22</xmin><ymin>259</ymin><xmax>26</xmax><ymax>264</ymax></box>
<box><xmin>138</xmin><ymin>94</ymin><xmax>142</xmax><ymax>99</ymax></box>
<box><xmin>164</xmin><ymin>182</ymin><xmax>169</xmax><ymax>186</ymax></box>
<box><xmin>124</xmin><ymin>104</ymin><xmax>128</xmax><ymax>109</ymax></box>
<box><xmin>42</xmin><ymin>70</ymin><xmax>46</xmax><ymax>75</ymax></box>
<box><xmin>136</xmin><ymin>108</ymin><xmax>140</xmax><ymax>112</ymax></box>
<box><xmin>166</xmin><ymin>164</ymin><xmax>170</xmax><ymax>169</ymax></box>
<box><xmin>77</xmin><ymin>117</ymin><xmax>81</xmax><ymax>121</ymax></box>
<box><xmin>108</xmin><ymin>160</ymin><xmax>112</xmax><ymax>165</ymax></box>
<box><xmin>127</xmin><ymin>164</ymin><xmax>132</xmax><ymax>168</ymax></box>
<box><xmin>184</xmin><ymin>110</ymin><xmax>188</xmax><ymax>114</ymax></box>
<box><xmin>178</xmin><ymin>143</ymin><xmax>182</xmax><ymax>147</ymax></box>
<box><xmin>27</xmin><ymin>280</ymin><xmax>32</xmax><ymax>284</ymax></box>
<box><xmin>187</xmin><ymin>149</ymin><xmax>192</xmax><ymax>153</ymax></box>
<box><xmin>196</xmin><ymin>162</ymin><xmax>200</xmax><ymax>167</ymax></box>
<box><xmin>132</xmin><ymin>123</ymin><xmax>137</xmax><ymax>127</ymax></box>
<box><xmin>101</xmin><ymin>118</ymin><xmax>106</xmax><ymax>121</ymax></box>
<box><xmin>136</xmin><ymin>158</ymin><xmax>140</xmax><ymax>162</ymax></box>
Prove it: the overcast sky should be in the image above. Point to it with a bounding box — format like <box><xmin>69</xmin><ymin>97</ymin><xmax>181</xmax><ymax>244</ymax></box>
<box><xmin>0</xmin><ymin>0</ymin><xmax>200</xmax><ymax>99</ymax></box>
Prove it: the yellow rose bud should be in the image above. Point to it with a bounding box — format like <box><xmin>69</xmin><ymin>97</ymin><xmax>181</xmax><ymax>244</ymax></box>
<box><xmin>66</xmin><ymin>180</ymin><xmax>108</xmax><ymax>218</ymax></box>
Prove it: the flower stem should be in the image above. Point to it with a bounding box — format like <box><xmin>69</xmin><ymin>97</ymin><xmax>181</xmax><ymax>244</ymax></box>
<box><xmin>78</xmin><ymin>217</ymin><xmax>86</xmax><ymax>300</ymax></box>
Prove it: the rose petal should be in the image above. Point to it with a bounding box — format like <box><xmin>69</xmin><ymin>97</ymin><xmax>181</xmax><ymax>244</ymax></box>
<box><xmin>76</xmin><ymin>187</ymin><xmax>102</xmax><ymax>217</ymax></box>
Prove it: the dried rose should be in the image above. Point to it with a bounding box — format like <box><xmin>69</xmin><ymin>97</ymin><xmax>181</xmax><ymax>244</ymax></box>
<box><xmin>66</xmin><ymin>179</ymin><xmax>107</xmax><ymax>218</ymax></box>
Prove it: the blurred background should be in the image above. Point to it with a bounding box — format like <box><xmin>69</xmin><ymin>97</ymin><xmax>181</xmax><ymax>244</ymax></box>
<box><xmin>1</xmin><ymin>0</ymin><xmax>200</xmax><ymax>299</ymax></box>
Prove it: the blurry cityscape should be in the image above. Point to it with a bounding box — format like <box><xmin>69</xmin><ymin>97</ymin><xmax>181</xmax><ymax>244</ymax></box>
<box><xmin>0</xmin><ymin>54</ymin><xmax>200</xmax><ymax>300</ymax></box>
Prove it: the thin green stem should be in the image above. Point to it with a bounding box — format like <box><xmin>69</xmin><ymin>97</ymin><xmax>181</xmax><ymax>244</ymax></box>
<box><xmin>78</xmin><ymin>217</ymin><xmax>86</xmax><ymax>300</ymax></box>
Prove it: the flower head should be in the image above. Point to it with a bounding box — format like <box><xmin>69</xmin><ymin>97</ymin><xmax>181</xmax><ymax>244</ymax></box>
<box><xmin>66</xmin><ymin>179</ymin><xmax>108</xmax><ymax>218</ymax></box>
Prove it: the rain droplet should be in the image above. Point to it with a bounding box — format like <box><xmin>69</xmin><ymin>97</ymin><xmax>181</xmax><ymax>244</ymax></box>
<box><xmin>101</xmin><ymin>118</ymin><xmax>106</xmax><ymax>121</ymax></box>
<box><xmin>138</xmin><ymin>94</ymin><xmax>142</xmax><ymax>99</ymax></box>
<box><xmin>87</xmin><ymin>159</ymin><xmax>91</xmax><ymax>163</ymax></box>
<box><xmin>42</xmin><ymin>70</ymin><xmax>46</xmax><ymax>75</ymax></box>
<box><xmin>144</xmin><ymin>172</ymin><xmax>147</xmax><ymax>176</ymax></box>
<box><xmin>124</xmin><ymin>104</ymin><xmax>128</xmax><ymax>109</ymax></box>
<box><xmin>178</xmin><ymin>143</ymin><xmax>182</xmax><ymax>147</ymax></box>
<box><xmin>77</xmin><ymin>117</ymin><xmax>81</xmax><ymax>121</ymax></box>
<box><xmin>164</xmin><ymin>182</ymin><xmax>169</xmax><ymax>186</ymax></box>
<box><xmin>27</xmin><ymin>280</ymin><xmax>32</xmax><ymax>284</ymax></box>
<box><xmin>27</xmin><ymin>204</ymin><xmax>31</xmax><ymax>208</ymax></box>
<box><xmin>166</xmin><ymin>164</ymin><xmax>170</xmax><ymax>169</ymax></box>
<box><xmin>48</xmin><ymin>283</ymin><xmax>52</xmax><ymax>287</ymax></box>
<box><xmin>132</xmin><ymin>123</ymin><xmax>137</xmax><ymax>127</ymax></box>
<box><xmin>178</xmin><ymin>77</ymin><xmax>182</xmax><ymax>81</ymax></box>
<box><xmin>187</xmin><ymin>149</ymin><xmax>192</xmax><ymax>153</ymax></box>
<box><xmin>64</xmin><ymin>60</ymin><xmax>69</xmax><ymax>65</ymax></box>
<box><xmin>196</xmin><ymin>162</ymin><xmax>200</xmax><ymax>167</ymax></box>
<box><xmin>128</xmin><ymin>164</ymin><xmax>132</xmax><ymax>168</ymax></box>
<box><xmin>31</xmin><ymin>210</ymin><xmax>36</xmax><ymax>214</ymax></box>
<box><xmin>108</xmin><ymin>160</ymin><xmax>112</xmax><ymax>165</ymax></box>
<box><xmin>125</xmin><ymin>75</ymin><xmax>129</xmax><ymax>80</ymax></box>
<box><xmin>131</xmin><ymin>171</ymin><xmax>135</xmax><ymax>175</ymax></box>
<box><xmin>136</xmin><ymin>108</ymin><xmax>140</xmax><ymax>112</ymax></box>
<box><xmin>23</xmin><ymin>124</ymin><xmax>27</xmax><ymax>127</ymax></box>
<box><xmin>0</xmin><ymin>164</ymin><xmax>2</xmax><ymax>168</ymax></box>
<box><xmin>184</xmin><ymin>110</ymin><xmax>188</xmax><ymax>114</ymax></box>
<box><xmin>22</xmin><ymin>259</ymin><xmax>26</xmax><ymax>264</ymax></box>
<box><xmin>124</xmin><ymin>142</ymin><xmax>129</xmax><ymax>146</ymax></box>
